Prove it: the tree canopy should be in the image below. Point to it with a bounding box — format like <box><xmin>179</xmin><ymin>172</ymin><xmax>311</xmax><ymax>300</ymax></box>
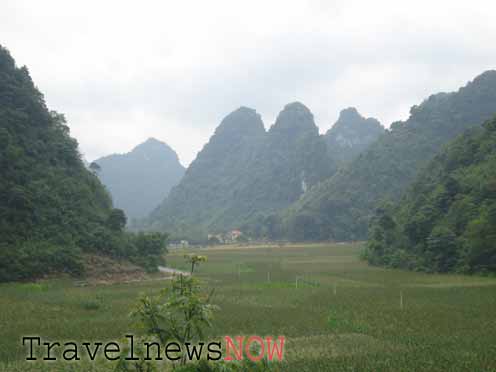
<box><xmin>281</xmin><ymin>71</ymin><xmax>496</xmax><ymax>241</ymax></box>
<box><xmin>366</xmin><ymin>116</ymin><xmax>496</xmax><ymax>273</ymax></box>
<box><xmin>0</xmin><ymin>45</ymin><xmax>167</xmax><ymax>281</ymax></box>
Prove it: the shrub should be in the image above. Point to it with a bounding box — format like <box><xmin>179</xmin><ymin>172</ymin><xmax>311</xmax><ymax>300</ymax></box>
<box><xmin>0</xmin><ymin>240</ymin><xmax>84</xmax><ymax>282</ymax></box>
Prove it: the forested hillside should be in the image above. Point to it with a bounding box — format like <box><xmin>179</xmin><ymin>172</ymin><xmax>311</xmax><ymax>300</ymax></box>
<box><xmin>146</xmin><ymin>103</ymin><xmax>334</xmax><ymax>239</ymax></box>
<box><xmin>95</xmin><ymin>138</ymin><xmax>184</xmax><ymax>220</ymax></box>
<box><xmin>237</xmin><ymin>102</ymin><xmax>334</xmax><ymax>236</ymax></box>
<box><xmin>146</xmin><ymin>107</ymin><xmax>266</xmax><ymax>239</ymax></box>
<box><xmin>324</xmin><ymin>107</ymin><xmax>384</xmax><ymax>167</ymax></box>
<box><xmin>0</xmin><ymin>45</ymin><xmax>166</xmax><ymax>282</ymax></box>
<box><xmin>366</xmin><ymin>116</ymin><xmax>496</xmax><ymax>273</ymax></box>
<box><xmin>282</xmin><ymin>71</ymin><xmax>496</xmax><ymax>241</ymax></box>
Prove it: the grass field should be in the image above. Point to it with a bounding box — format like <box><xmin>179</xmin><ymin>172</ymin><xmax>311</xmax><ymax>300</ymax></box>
<box><xmin>1</xmin><ymin>242</ymin><xmax>496</xmax><ymax>371</ymax></box>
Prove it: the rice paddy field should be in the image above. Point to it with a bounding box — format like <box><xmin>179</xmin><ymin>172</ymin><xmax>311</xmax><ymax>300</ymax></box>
<box><xmin>1</xmin><ymin>242</ymin><xmax>496</xmax><ymax>371</ymax></box>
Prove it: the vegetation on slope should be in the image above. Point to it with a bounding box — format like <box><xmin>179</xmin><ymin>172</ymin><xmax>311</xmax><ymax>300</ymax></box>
<box><xmin>282</xmin><ymin>71</ymin><xmax>496</xmax><ymax>241</ymax></box>
<box><xmin>366</xmin><ymin>116</ymin><xmax>496</xmax><ymax>273</ymax></box>
<box><xmin>145</xmin><ymin>103</ymin><xmax>387</xmax><ymax>241</ymax></box>
<box><xmin>146</xmin><ymin>106</ymin><xmax>267</xmax><ymax>240</ymax></box>
<box><xmin>0</xmin><ymin>45</ymin><xmax>166</xmax><ymax>282</ymax></box>
<box><xmin>147</xmin><ymin>103</ymin><xmax>334</xmax><ymax>240</ymax></box>
<box><xmin>238</xmin><ymin>102</ymin><xmax>334</xmax><ymax>237</ymax></box>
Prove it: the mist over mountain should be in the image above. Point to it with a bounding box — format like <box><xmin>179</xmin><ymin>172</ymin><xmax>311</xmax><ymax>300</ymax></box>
<box><xmin>236</xmin><ymin>102</ymin><xmax>335</xmax><ymax>235</ymax></box>
<box><xmin>146</xmin><ymin>107</ymin><xmax>265</xmax><ymax>238</ymax></box>
<box><xmin>94</xmin><ymin>138</ymin><xmax>185</xmax><ymax>220</ymax></box>
<box><xmin>146</xmin><ymin>103</ymin><xmax>335</xmax><ymax>239</ymax></box>
<box><xmin>324</xmin><ymin>107</ymin><xmax>384</xmax><ymax>167</ymax></box>
<box><xmin>282</xmin><ymin>71</ymin><xmax>496</xmax><ymax>241</ymax></box>
<box><xmin>4</xmin><ymin>3</ymin><xmax>496</xmax><ymax>370</ymax></box>
<box><xmin>242</xmin><ymin>102</ymin><xmax>334</xmax><ymax>207</ymax></box>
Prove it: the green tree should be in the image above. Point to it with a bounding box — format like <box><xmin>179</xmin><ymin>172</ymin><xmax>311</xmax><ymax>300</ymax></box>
<box><xmin>130</xmin><ymin>255</ymin><xmax>217</xmax><ymax>366</ymax></box>
<box><xmin>462</xmin><ymin>213</ymin><xmax>496</xmax><ymax>273</ymax></box>
<box><xmin>0</xmin><ymin>45</ymin><xmax>170</xmax><ymax>281</ymax></box>
<box><xmin>426</xmin><ymin>226</ymin><xmax>458</xmax><ymax>272</ymax></box>
<box><xmin>367</xmin><ymin>115</ymin><xmax>496</xmax><ymax>273</ymax></box>
<box><xmin>107</xmin><ymin>208</ymin><xmax>127</xmax><ymax>231</ymax></box>
<box><xmin>89</xmin><ymin>161</ymin><xmax>101</xmax><ymax>174</ymax></box>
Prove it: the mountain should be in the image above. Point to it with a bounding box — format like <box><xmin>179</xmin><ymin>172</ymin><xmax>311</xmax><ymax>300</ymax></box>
<box><xmin>146</xmin><ymin>103</ymin><xmax>333</xmax><ymax>239</ymax></box>
<box><xmin>237</xmin><ymin>102</ymin><xmax>334</xmax><ymax>236</ymax></box>
<box><xmin>324</xmin><ymin>107</ymin><xmax>384</xmax><ymax>166</ymax></box>
<box><xmin>241</xmin><ymin>102</ymin><xmax>334</xmax><ymax>212</ymax></box>
<box><xmin>0</xmin><ymin>45</ymin><xmax>166</xmax><ymax>281</ymax></box>
<box><xmin>146</xmin><ymin>107</ymin><xmax>266</xmax><ymax>239</ymax></box>
<box><xmin>94</xmin><ymin>138</ymin><xmax>185</xmax><ymax>220</ymax></box>
<box><xmin>366</xmin><ymin>116</ymin><xmax>496</xmax><ymax>273</ymax></box>
<box><xmin>282</xmin><ymin>71</ymin><xmax>496</xmax><ymax>241</ymax></box>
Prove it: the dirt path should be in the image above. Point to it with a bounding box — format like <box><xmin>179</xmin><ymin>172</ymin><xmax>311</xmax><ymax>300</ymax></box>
<box><xmin>158</xmin><ymin>266</ymin><xmax>190</xmax><ymax>276</ymax></box>
<box><xmin>74</xmin><ymin>266</ymin><xmax>190</xmax><ymax>286</ymax></box>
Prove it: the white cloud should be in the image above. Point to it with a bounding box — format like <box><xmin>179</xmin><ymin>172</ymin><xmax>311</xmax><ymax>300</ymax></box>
<box><xmin>2</xmin><ymin>0</ymin><xmax>495</xmax><ymax>165</ymax></box>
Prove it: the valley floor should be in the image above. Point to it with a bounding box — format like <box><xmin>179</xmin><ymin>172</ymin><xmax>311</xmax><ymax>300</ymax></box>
<box><xmin>1</xmin><ymin>242</ymin><xmax>496</xmax><ymax>371</ymax></box>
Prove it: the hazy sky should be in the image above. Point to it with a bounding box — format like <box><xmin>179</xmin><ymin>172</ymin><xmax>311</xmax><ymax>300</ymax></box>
<box><xmin>2</xmin><ymin>0</ymin><xmax>495</xmax><ymax>166</ymax></box>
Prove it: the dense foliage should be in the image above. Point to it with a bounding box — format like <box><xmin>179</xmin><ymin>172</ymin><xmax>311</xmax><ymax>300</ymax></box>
<box><xmin>366</xmin><ymin>117</ymin><xmax>496</xmax><ymax>273</ymax></box>
<box><xmin>95</xmin><ymin>138</ymin><xmax>184</xmax><ymax>220</ymax></box>
<box><xmin>0</xmin><ymin>45</ymin><xmax>167</xmax><ymax>281</ymax></box>
<box><xmin>282</xmin><ymin>71</ymin><xmax>496</xmax><ymax>241</ymax></box>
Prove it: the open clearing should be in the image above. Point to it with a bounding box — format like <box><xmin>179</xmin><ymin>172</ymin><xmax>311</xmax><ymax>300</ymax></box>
<box><xmin>1</xmin><ymin>242</ymin><xmax>496</xmax><ymax>371</ymax></box>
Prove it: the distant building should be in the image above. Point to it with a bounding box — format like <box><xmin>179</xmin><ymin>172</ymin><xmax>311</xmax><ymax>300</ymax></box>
<box><xmin>207</xmin><ymin>230</ymin><xmax>244</xmax><ymax>244</ymax></box>
<box><xmin>169</xmin><ymin>240</ymin><xmax>190</xmax><ymax>249</ymax></box>
<box><xmin>230</xmin><ymin>230</ymin><xmax>243</xmax><ymax>241</ymax></box>
<box><xmin>208</xmin><ymin>234</ymin><xmax>224</xmax><ymax>244</ymax></box>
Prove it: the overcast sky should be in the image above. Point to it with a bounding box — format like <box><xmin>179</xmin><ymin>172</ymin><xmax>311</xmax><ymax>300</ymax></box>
<box><xmin>2</xmin><ymin>0</ymin><xmax>495</xmax><ymax>166</ymax></box>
